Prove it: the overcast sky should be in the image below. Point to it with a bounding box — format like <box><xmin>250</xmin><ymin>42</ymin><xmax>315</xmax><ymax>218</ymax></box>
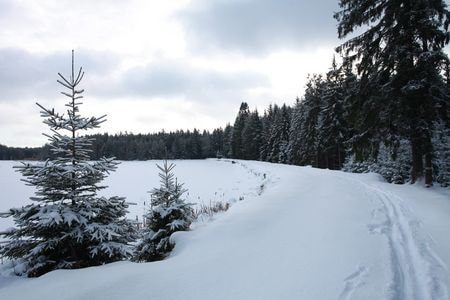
<box><xmin>1</xmin><ymin>0</ymin><xmax>343</xmax><ymax>147</ymax></box>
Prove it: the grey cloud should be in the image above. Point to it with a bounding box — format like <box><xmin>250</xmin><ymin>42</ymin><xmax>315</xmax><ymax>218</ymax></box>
<box><xmin>96</xmin><ymin>60</ymin><xmax>270</xmax><ymax>102</ymax></box>
<box><xmin>0</xmin><ymin>48</ymin><xmax>119</xmax><ymax>101</ymax></box>
<box><xmin>180</xmin><ymin>0</ymin><xmax>340</xmax><ymax>54</ymax></box>
<box><xmin>0</xmin><ymin>48</ymin><xmax>270</xmax><ymax>107</ymax></box>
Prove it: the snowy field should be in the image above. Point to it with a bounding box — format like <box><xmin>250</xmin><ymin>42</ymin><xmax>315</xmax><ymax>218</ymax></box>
<box><xmin>1</xmin><ymin>159</ymin><xmax>450</xmax><ymax>299</ymax></box>
<box><xmin>0</xmin><ymin>159</ymin><xmax>263</xmax><ymax>232</ymax></box>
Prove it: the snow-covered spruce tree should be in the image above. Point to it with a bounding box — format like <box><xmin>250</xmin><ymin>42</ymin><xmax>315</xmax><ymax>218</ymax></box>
<box><xmin>259</xmin><ymin>104</ymin><xmax>276</xmax><ymax>161</ymax></box>
<box><xmin>335</xmin><ymin>0</ymin><xmax>450</xmax><ymax>185</ymax></box>
<box><xmin>290</xmin><ymin>75</ymin><xmax>325</xmax><ymax>167</ymax></box>
<box><xmin>287</xmin><ymin>98</ymin><xmax>305</xmax><ymax>165</ymax></box>
<box><xmin>318</xmin><ymin>58</ymin><xmax>348</xmax><ymax>170</ymax></box>
<box><xmin>242</xmin><ymin>110</ymin><xmax>263</xmax><ymax>160</ymax></box>
<box><xmin>231</xmin><ymin>102</ymin><xmax>250</xmax><ymax>159</ymax></box>
<box><xmin>223</xmin><ymin>123</ymin><xmax>233</xmax><ymax>158</ymax></box>
<box><xmin>134</xmin><ymin>160</ymin><xmax>193</xmax><ymax>262</ymax></box>
<box><xmin>374</xmin><ymin>138</ymin><xmax>412</xmax><ymax>184</ymax></box>
<box><xmin>266</xmin><ymin>104</ymin><xmax>291</xmax><ymax>163</ymax></box>
<box><xmin>0</xmin><ymin>51</ymin><xmax>136</xmax><ymax>277</ymax></box>
<box><xmin>433</xmin><ymin>119</ymin><xmax>450</xmax><ymax>187</ymax></box>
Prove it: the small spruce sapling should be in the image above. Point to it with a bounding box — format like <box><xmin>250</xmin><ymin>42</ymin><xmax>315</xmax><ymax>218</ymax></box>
<box><xmin>134</xmin><ymin>160</ymin><xmax>193</xmax><ymax>262</ymax></box>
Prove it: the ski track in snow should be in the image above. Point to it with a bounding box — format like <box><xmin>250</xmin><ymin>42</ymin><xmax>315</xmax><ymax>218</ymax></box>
<box><xmin>228</xmin><ymin>163</ymin><xmax>448</xmax><ymax>300</ymax></box>
<box><xmin>346</xmin><ymin>177</ymin><xmax>448</xmax><ymax>300</ymax></box>
<box><xmin>338</xmin><ymin>266</ymin><xmax>368</xmax><ymax>300</ymax></box>
<box><xmin>224</xmin><ymin>160</ymin><xmax>273</xmax><ymax>196</ymax></box>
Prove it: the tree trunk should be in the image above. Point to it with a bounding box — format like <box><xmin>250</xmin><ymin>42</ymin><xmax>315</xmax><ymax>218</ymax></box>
<box><xmin>337</xmin><ymin>144</ymin><xmax>341</xmax><ymax>169</ymax></box>
<box><xmin>423</xmin><ymin>132</ymin><xmax>434</xmax><ymax>187</ymax></box>
<box><xmin>424</xmin><ymin>152</ymin><xmax>433</xmax><ymax>186</ymax></box>
<box><xmin>410</xmin><ymin>138</ymin><xmax>423</xmax><ymax>183</ymax></box>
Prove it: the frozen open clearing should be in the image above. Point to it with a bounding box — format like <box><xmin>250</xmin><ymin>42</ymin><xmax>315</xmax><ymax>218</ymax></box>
<box><xmin>1</xmin><ymin>159</ymin><xmax>449</xmax><ymax>299</ymax></box>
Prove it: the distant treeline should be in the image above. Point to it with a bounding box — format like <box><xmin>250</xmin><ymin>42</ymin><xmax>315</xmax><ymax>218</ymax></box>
<box><xmin>0</xmin><ymin>144</ymin><xmax>43</xmax><ymax>160</ymax></box>
<box><xmin>89</xmin><ymin>130</ymin><xmax>226</xmax><ymax>160</ymax></box>
<box><xmin>0</xmin><ymin>129</ymin><xmax>225</xmax><ymax>161</ymax></box>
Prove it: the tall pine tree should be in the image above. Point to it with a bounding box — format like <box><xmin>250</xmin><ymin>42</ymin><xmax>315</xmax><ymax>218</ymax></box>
<box><xmin>242</xmin><ymin>110</ymin><xmax>263</xmax><ymax>160</ymax></box>
<box><xmin>335</xmin><ymin>0</ymin><xmax>450</xmax><ymax>185</ymax></box>
<box><xmin>319</xmin><ymin>58</ymin><xmax>348</xmax><ymax>169</ymax></box>
<box><xmin>231</xmin><ymin>102</ymin><xmax>250</xmax><ymax>159</ymax></box>
<box><xmin>293</xmin><ymin>75</ymin><xmax>325</xmax><ymax>167</ymax></box>
<box><xmin>266</xmin><ymin>104</ymin><xmax>291</xmax><ymax>163</ymax></box>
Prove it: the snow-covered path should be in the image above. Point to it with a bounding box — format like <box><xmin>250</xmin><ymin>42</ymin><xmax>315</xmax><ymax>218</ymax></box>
<box><xmin>335</xmin><ymin>175</ymin><xmax>448</xmax><ymax>300</ymax></box>
<box><xmin>0</xmin><ymin>160</ymin><xmax>449</xmax><ymax>299</ymax></box>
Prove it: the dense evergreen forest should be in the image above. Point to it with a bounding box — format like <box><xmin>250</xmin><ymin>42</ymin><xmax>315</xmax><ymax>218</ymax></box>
<box><xmin>1</xmin><ymin>0</ymin><xmax>450</xmax><ymax>187</ymax></box>
<box><xmin>0</xmin><ymin>129</ymin><xmax>225</xmax><ymax>160</ymax></box>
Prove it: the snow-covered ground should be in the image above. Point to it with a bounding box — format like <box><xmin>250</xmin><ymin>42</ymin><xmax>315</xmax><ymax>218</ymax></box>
<box><xmin>1</xmin><ymin>159</ymin><xmax>449</xmax><ymax>299</ymax></box>
<box><xmin>0</xmin><ymin>159</ymin><xmax>263</xmax><ymax>232</ymax></box>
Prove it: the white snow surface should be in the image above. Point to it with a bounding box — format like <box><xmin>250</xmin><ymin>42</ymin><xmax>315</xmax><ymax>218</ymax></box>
<box><xmin>0</xmin><ymin>159</ymin><xmax>450</xmax><ymax>299</ymax></box>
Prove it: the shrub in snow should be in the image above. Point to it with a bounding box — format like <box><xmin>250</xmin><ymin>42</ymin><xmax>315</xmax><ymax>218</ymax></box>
<box><xmin>343</xmin><ymin>139</ymin><xmax>411</xmax><ymax>184</ymax></box>
<box><xmin>433</xmin><ymin>120</ymin><xmax>450</xmax><ymax>187</ymax></box>
<box><xmin>0</xmin><ymin>51</ymin><xmax>136</xmax><ymax>277</ymax></box>
<box><xmin>193</xmin><ymin>200</ymin><xmax>230</xmax><ymax>222</ymax></box>
<box><xmin>134</xmin><ymin>161</ymin><xmax>194</xmax><ymax>262</ymax></box>
<box><xmin>374</xmin><ymin>139</ymin><xmax>411</xmax><ymax>184</ymax></box>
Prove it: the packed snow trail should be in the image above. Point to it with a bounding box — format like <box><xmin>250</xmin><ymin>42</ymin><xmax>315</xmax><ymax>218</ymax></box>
<box><xmin>339</xmin><ymin>176</ymin><xmax>448</xmax><ymax>300</ymax></box>
<box><xmin>1</xmin><ymin>160</ymin><xmax>450</xmax><ymax>299</ymax></box>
